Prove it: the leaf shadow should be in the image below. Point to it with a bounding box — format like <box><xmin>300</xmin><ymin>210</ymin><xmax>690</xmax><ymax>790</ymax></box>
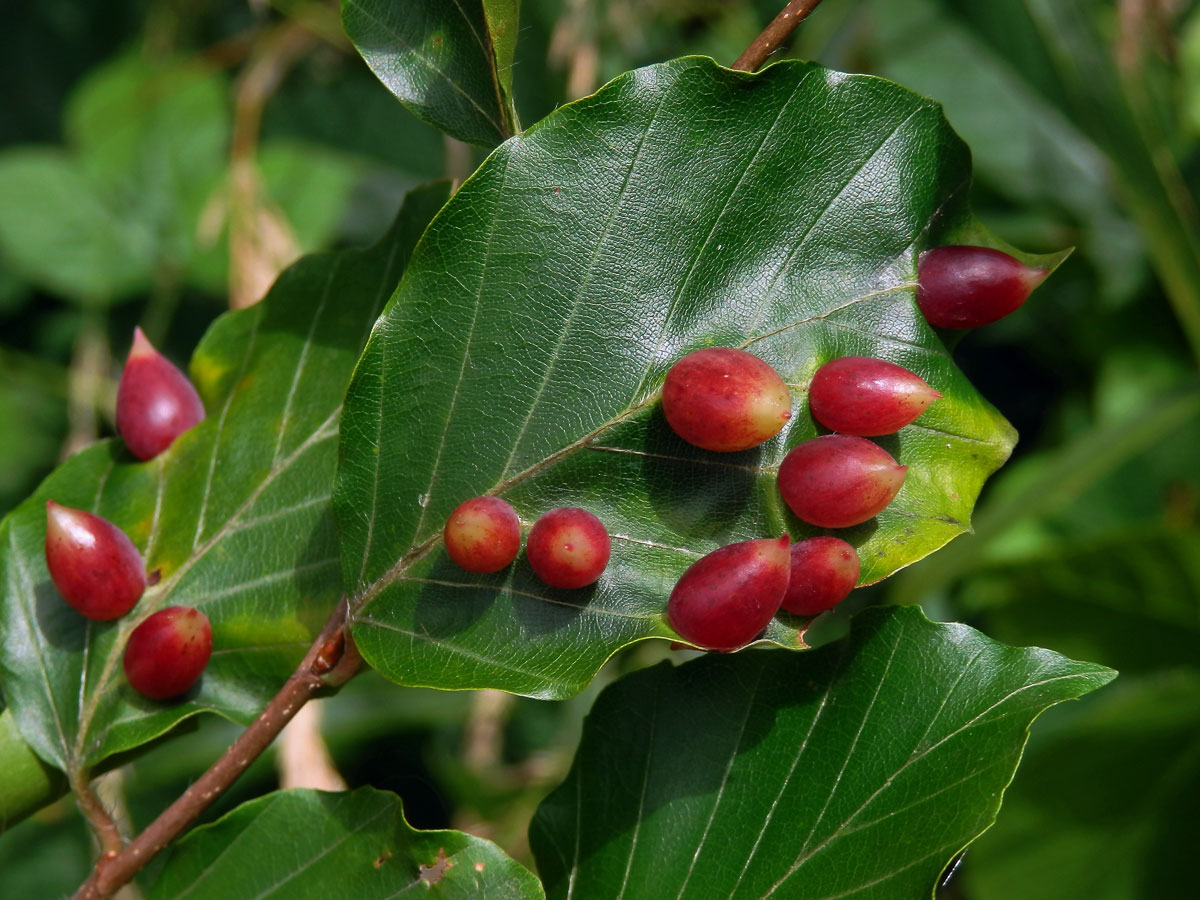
<box><xmin>507</xmin><ymin>558</ymin><xmax>593</xmax><ymax>636</ymax></box>
<box><xmin>637</xmin><ymin>407</ymin><xmax>760</xmax><ymax>543</ymax></box>
<box><xmin>293</xmin><ymin>504</ymin><xmax>346</xmax><ymax>638</ymax></box>
<box><xmin>34</xmin><ymin>579</ymin><xmax>90</xmax><ymax>654</ymax></box>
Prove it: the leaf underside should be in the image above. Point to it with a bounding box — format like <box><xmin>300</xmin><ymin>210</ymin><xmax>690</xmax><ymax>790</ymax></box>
<box><xmin>529</xmin><ymin>605</ymin><xmax>1115</xmax><ymax>900</ymax></box>
<box><xmin>336</xmin><ymin>57</ymin><xmax>1019</xmax><ymax>700</ymax></box>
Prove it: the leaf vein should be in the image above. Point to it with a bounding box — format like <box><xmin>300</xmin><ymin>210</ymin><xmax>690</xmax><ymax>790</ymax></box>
<box><xmin>630</xmin><ymin>70</ymin><xmax>813</xmax><ymax>402</ymax></box>
<box><xmin>7</xmin><ymin>530</ymin><xmax>72</xmax><ymax>767</ymax></box>
<box><xmin>676</xmin><ymin>662</ymin><xmax>767</xmax><ymax>898</ymax></box>
<box><xmin>762</xmin><ymin>619</ymin><xmax>906</xmax><ymax>897</ymax></box>
<box><xmin>748</xmin><ymin>104</ymin><xmax>929</xmax><ymax>334</ymax></box>
<box><xmin>410</xmin><ymin>153</ymin><xmax>516</xmax><ymax>545</ymax></box>
<box><xmin>271</xmin><ymin>260</ymin><xmax>338</xmax><ymax>467</ymax></box>
<box><xmin>497</xmin><ymin>88</ymin><xmax>671</xmax><ymax>480</ymax></box>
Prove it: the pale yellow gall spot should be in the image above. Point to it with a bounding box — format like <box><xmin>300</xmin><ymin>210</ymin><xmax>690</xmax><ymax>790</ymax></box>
<box><xmin>189</xmin><ymin>353</ymin><xmax>231</xmax><ymax>401</ymax></box>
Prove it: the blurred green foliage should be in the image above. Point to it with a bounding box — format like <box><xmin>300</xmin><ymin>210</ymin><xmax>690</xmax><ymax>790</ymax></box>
<box><xmin>1</xmin><ymin>1</ymin><xmax>1197</xmax><ymax>897</ymax></box>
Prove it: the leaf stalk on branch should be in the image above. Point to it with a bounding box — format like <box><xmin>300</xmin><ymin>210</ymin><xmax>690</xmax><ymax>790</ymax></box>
<box><xmin>71</xmin><ymin>598</ymin><xmax>360</xmax><ymax>900</ymax></box>
<box><xmin>733</xmin><ymin>0</ymin><xmax>826</xmax><ymax>73</ymax></box>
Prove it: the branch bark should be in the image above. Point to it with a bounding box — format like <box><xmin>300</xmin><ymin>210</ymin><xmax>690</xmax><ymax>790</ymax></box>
<box><xmin>71</xmin><ymin>598</ymin><xmax>360</xmax><ymax>900</ymax></box>
<box><xmin>732</xmin><ymin>0</ymin><xmax>826</xmax><ymax>73</ymax></box>
<box><xmin>70</xmin><ymin>768</ymin><xmax>123</xmax><ymax>856</ymax></box>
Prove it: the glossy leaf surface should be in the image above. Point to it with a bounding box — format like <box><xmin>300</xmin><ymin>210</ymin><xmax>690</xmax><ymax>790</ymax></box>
<box><xmin>0</xmin><ymin>184</ymin><xmax>450</xmax><ymax>773</ymax></box>
<box><xmin>343</xmin><ymin>0</ymin><xmax>517</xmax><ymax>146</ymax></box>
<box><xmin>149</xmin><ymin>788</ymin><xmax>544</xmax><ymax>899</ymax></box>
<box><xmin>529</xmin><ymin>605</ymin><xmax>1114</xmax><ymax>899</ymax></box>
<box><xmin>336</xmin><ymin>57</ymin><xmax>1028</xmax><ymax>699</ymax></box>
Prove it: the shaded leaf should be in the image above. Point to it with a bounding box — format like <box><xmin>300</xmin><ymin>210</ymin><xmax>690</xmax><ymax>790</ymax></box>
<box><xmin>529</xmin><ymin>605</ymin><xmax>1114</xmax><ymax>899</ymax></box>
<box><xmin>961</xmin><ymin>526</ymin><xmax>1200</xmax><ymax>674</ymax></box>
<box><xmin>936</xmin><ymin>0</ymin><xmax>1200</xmax><ymax>360</ymax></box>
<box><xmin>864</xmin><ymin>0</ymin><xmax>1144</xmax><ymax>306</ymax></box>
<box><xmin>0</xmin><ymin>344</ymin><xmax>68</xmax><ymax>511</ymax></box>
<box><xmin>0</xmin><ymin>184</ymin><xmax>450</xmax><ymax>777</ymax></box>
<box><xmin>963</xmin><ymin>671</ymin><xmax>1200</xmax><ymax>900</ymax></box>
<box><xmin>343</xmin><ymin>0</ymin><xmax>515</xmax><ymax>146</ymax></box>
<box><xmin>148</xmin><ymin>787</ymin><xmax>544</xmax><ymax>899</ymax></box>
<box><xmin>336</xmin><ymin>57</ymin><xmax>1032</xmax><ymax>699</ymax></box>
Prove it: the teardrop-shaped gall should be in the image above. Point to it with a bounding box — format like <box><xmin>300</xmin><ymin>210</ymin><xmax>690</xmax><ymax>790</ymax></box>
<box><xmin>917</xmin><ymin>245</ymin><xmax>1048</xmax><ymax>329</ymax></box>
<box><xmin>45</xmin><ymin>500</ymin><xmax>146</xmax><ymax>620</ymax></box>
<box><xmin>662</xmin><ymin>347</ymin><xmax>791</xmax><ymax>452</ymax></box>
<box><xmin>781</xmin><ymin>536</ymin><xmax>860</xmax><ymax>616</ymax></box>
<box><xmin>116</xmin><ymin>327</ymin><xmax>206</xmax><ymax>461</ymax></box>
<box><xmin>123</xmin><ymin>606</ymin><xmax>213</xmax><ymax>700</ymax></box>
<box><xmin>809</xmin><ymin>356</ymin><xmax>941</xmax><ymax>436</ymax></box>
<box><xmin>444</xmin><ymin>497</ymin><xmax>522</xmax><ymax>573</ymax></box>
<box><xmin>667</xmin><ymin>535</ymin><xmax>790</xmax><ymax>652</ymax></box>
<box><xmin>778</xmin><ymin>435</ymin><xmax>907</xmax><ymax>528</ymax></box>
<box><xmin>526</xmin><ymin>507</ymin><xmax>611</xmax><ymax>589</ymax></box>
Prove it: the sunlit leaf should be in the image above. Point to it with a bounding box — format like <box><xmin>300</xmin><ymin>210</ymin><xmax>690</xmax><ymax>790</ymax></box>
<box><xmin>0</xmin><ymin>708</ymin><xmax>64</xmax><ymax>831</ymax></box>
<box><xmin>336</xmin><ymin>56</ymin><xmax>1042</xmax><ymax>699</ymax></box>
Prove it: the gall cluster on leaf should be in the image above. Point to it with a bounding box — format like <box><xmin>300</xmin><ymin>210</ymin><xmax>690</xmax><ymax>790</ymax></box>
<box><xmin>444</xmin><ymin>499</ymin><xmax>611</xmax><ymax>590</ymax></box>
<box><xmin>41</xmin><ymin>328</ymin><xmax>214</xmax><ymax>701</ymax></box>
<box><xmin>657</xmin><ymin>243</ymin><xmax>1047</xmax><ymax>651</ymax></box>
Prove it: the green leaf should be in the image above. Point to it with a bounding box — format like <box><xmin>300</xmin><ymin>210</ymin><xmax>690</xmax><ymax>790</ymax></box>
<box><xmin>963</xmin><ymin>671</ymin><xmax>1200</xmax><ymax>900</ymax></box>
<box><xmin>0</xmin><ymin>149</ymin><xmax>154</xmax><ymax>302</ymax></box>
<box><xmin>960</xmin><ymin>526</ymin><xmax>1200</xmax><ymax>675</ymax></box>
<box><xmin>335</xmin><ymin>57</ymin><xmax>1025</xmax><ymax>699</ymax></box>
<box><xmin>529</xmin><ymin>605</ymin><xmax>1114</xmax><ymax>899</ymax></box>
<box><xmin>149</xmin><ymin>787</ymin><xmax>544</xmax><ymax>899</ymax></box>
<box><xmin>65</xmin><ymin>54</ymin><xmax>228</xmax><ymax>215</ymax></box>
<box><xmin>483</xmin><ymin>0</ymin><xmax>521</xmax><ymax>119</ymax></box>
<box><xmin>0</xmin><ymin>344</ymin><xmax>68</xmax><ymax>511</ymax></box>
<box><xmin>0</xmin><ymin>54</ymin><xmax>231</xmax><ymax>303</ymax></box>
<box><xmin>0</xmin><ymin>184</ymin><xmax>450</xmax><ymax>778</ymax></box>
<box><xmin>892</xmin><ymin>383</ymin><xmax>1200</xmax><ymax>607</ymax></box>
<box><xmin>0</xmin><ymin>708</ymin><xmax>65</xmax><ymax>831</ymax></box>
<box><xmin>259</xmin><ymin>141</ymin><xmax>361</xmax><ymax>251</ymax></box>
<box><xmin>864</xmin><ymin>0</ymin><xmax>1144</xmax><ymax>305</ymax></box>
<box><xmin>67</xmin><ymin>52</ymin><xmax>230</xmax><ymax>284</ymax></box>
<box><xmin>343</xmin><ymin>0</ymin><xmax>516</xmax><ymax>146</ymax></box>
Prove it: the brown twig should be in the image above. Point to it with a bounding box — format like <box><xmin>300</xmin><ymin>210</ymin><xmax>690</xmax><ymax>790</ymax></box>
<box><xmin>732</xmin><ymin>0</ymin><xmax>826</xmax><ymax>73</ymax></box>
<box><xmin>70</xmin><ymin>769</ymin><xmax>124</xmax><ymax>857</ymax></box>
<box><xmin>227</xmin><ymin>20</ymin><xmax>317</xmax><ymax>310</ymax></box>
<box><xmin>72</xmin><ymin>599</ymin><xmax>360</xmax><ymax>900</ymax></box>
